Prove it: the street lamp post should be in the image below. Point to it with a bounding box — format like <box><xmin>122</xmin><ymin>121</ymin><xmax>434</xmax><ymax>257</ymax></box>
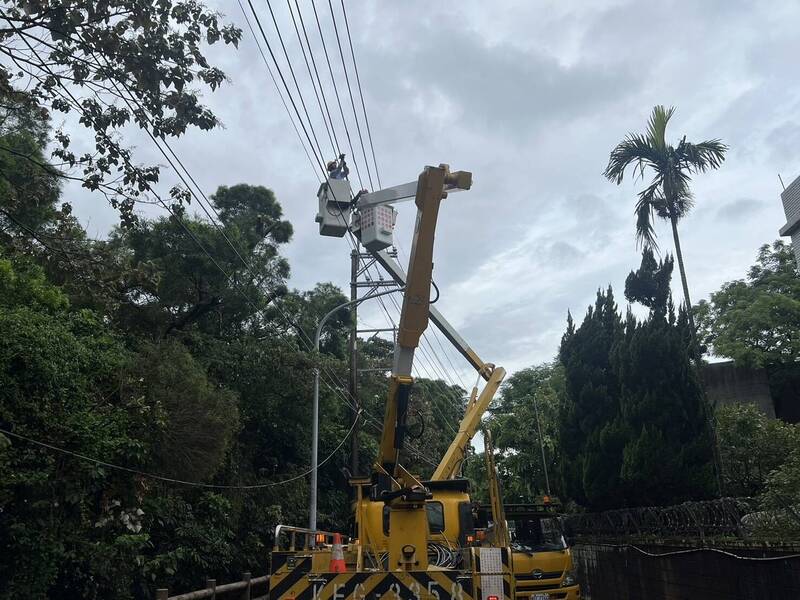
<box><xmin>309</xmin><ymin>287</ymin><xmax>403</xmax><ymax>534</ymax></box>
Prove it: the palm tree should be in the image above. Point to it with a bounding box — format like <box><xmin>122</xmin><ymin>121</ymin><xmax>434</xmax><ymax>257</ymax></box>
<box><xmin>604</xmin><ymin>105</ymin><xmax>727</xmax><ymax>340</ymax></box>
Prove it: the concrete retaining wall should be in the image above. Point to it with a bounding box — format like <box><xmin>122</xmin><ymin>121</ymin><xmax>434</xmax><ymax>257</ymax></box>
<box><xmin>704</xmin><ymin>361</ymin><xmax>775</xmax><ymax>418</ymax></box>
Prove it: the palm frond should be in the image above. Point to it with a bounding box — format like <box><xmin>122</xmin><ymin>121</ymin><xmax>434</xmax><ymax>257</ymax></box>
<box><xmin>646</xmin><ymin>105</ymin><xmax>675</xmax><ymax>149</ymax></box>
<box><xmin>676</xmin><ymin>138</ymin><xmax>728</xmax><ymax>172</ymax></box>
<box><xmin>661</xmin><ymin>164</ymin><xmax>690</xmax><ymax>211</ymax></box>
<box><xmin>603</xmin><ymin>134</ymin><xmax>664</xmax><ymax>184</ymax></box>
<box><xmin>634</xmin><ymin>185</ymin><xmax>660</xmax><ymax>250</ymax></box>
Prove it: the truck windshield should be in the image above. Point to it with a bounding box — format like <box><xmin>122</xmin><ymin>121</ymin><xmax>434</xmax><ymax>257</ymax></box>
<box><xmin>509</xmin><ymin>516</ymin><xmax>566</xmax><ymax>552</ymax></box>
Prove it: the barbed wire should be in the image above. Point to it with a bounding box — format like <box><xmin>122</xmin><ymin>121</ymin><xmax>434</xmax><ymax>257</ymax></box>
<box><xmin>565</xmin><ymin>497</ymin><xmax>800</xmax><ymax>542</ymax></box>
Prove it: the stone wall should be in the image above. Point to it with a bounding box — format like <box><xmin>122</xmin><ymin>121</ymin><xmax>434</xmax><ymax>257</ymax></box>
<box><xmin>572</xmin><ymin>542</ymin><xmax>800</xmax><ymax>600</ymax></box>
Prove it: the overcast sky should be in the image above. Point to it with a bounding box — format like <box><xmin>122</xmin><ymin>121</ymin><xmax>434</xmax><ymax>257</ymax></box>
<box><xmin>65</xmin><ymin>0</ymin><xmax>800</xmax><ymax>384</ymax></box>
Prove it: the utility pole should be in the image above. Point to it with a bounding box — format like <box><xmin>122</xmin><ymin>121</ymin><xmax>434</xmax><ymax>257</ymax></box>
<box><xmin>309</xmin><ymin>287</ymin><xmax>403</xmax><ymax>534</ymax></box>
<box><xmin>350</xmin><ymin>248</ymin><xmax>400</xmax><ymax>477</ymax></box>
<box><xmin>532</xmin><ymin>394</ymin><xmax>551</xmax><ymax>497</ymax></box>
<box><xmin>349</xmin><ymin>249</ymin><xmax>359</xmax><ymax>476</ymax></box>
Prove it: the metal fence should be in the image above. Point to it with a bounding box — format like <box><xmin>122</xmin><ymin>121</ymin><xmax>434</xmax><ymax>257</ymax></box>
<box><xmin>565</xmin><ymin>497</ymin><xmax>800</xmax><ymax>542</ymax></box>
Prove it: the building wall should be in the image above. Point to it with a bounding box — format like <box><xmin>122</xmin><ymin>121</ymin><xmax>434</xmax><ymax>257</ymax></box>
<box><xmin>780</xmin><ymin>174</ymin><xmax>800</xmax><ymax>267</ymax></box>
<box><xmin>703</xmin><ymin>361</ymin><xmax>775</xmax><ymax>418</ymax></box>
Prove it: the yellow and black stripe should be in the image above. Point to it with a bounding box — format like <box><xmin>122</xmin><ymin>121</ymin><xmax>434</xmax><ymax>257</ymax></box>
<box><xmin>269</xmin><ymin>549</ymin><xmax>516</xmax><ymax>600</ymax></box>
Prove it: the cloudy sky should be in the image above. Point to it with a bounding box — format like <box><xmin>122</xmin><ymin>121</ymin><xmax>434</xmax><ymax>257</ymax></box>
<box><xmin>66</xmin><ymin>0</ymin><xmax>800</xmax><ymax>383</ymax></box>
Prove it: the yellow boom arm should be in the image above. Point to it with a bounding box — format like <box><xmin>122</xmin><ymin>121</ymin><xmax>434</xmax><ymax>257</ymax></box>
<box><xmin>375</xmin><ymin>165</ymin><xmax>472</xmax><ymax>479</ymax></box>
<box><xmin>431</xmin><ymin>366</ymin><xmax>506</xmax><ymax>480</ymax></box>
<box><xmin>484</xmin><ymin>426</ymin><xmax>510</xmax><ymax>547</ymax></box>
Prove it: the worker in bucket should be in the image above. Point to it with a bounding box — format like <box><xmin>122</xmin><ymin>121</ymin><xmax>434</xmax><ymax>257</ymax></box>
<box><xmin>327</xmin><ymin>153</ymin><xmax>349</xmax><ymax>180</ymax></box>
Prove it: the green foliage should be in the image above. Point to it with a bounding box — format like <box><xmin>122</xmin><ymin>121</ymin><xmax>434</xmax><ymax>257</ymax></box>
<box><xmin>0</xmin><ymin>81</ymin><xmax>61</xmax><ymax>231</ymax></box>
<box><xmin>0</xmin><ymin>12</ymin><xmax>392</xmax><ymax>597</ymax></box>
<box><xmin>613</xmin><ymin>307</ymin><xmax>714</xmax><ymax>505</ymax></box>
<box><xmin>133</xmin><ymin>341</ymin><xmax>239</xmax><ymax>481</ymax></box>
<box><xmin>279</xmin><ymin>283</ymin><xmax>351</xmax><ymax>357</ymax></box>
<box><xmin>624</xmin><ymin>248</ymin><xmax>674</xmax><ymax>313</ymax></box>
<box><xmin>1</xmin><ymin>0</ymin><xmax>241</xmax><ymax>225</ymax></box>
<box><xmin>489</xmin><ymin>364</ymin><xmax>562</xmax><ymax>501</ymax></box>
<box><xmin>407</xmin><ymin>378</ymin><xmax>467</xmax><ymax>476</ymax></box>
<box><xmin>211</xmin><ymin>184</ymin><xmax>294</xmax><ymax>245</ymax></box>
<box><xmin>139</xmin><ymin>493</ymin><xmax>237</xmax><ymax>593</ymax></box>
<box><xmin>0</xmin><ymin>256</ymin><xmax>69</xmax><ymax>311</ymax></box>
<box><xmin>558</xmin><ymin>283</ymin><xmax>714</xmax><ymax>509</ymax></box>
<box><xmin>716</xmin><ymin>403</ymin><xmax>800</xmax><ymax>497</ymax></box>
<box><xmin>558</xmin><ymin>289</ymin><xmax>622</xmax><ymax>508</ymax></box>
<box><xmin>0</xmin><ymin>258</ymin><xmax>149</xmax><ymax>599</ymax></box>
<box><xmin>696</xmin><ymin>240</ymin><xmax>800</xmax><ymax>367</ymax></box>
<box><xmin>604</xmin><ymin>105</ymin><xmax>727</xmax><ymax>347</ymax></box>
<box><xmin>761</xmin><ymin>450</ymin><xmax>800</xmax><ymax>519</ymax></box>
<box><xmin>603</xmin><ymin>105</ymin><xmax>727</xmax><ymax>249</ymax></box>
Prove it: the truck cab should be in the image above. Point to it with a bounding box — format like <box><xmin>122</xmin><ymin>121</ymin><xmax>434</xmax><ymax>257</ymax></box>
<box><xmin>352</xmin><ymin>478</ymin><xmax>476</xmax><ymax>567</ymax></box>
<box><xmin>477</xmin><ymin>502</ymin><xmax>580</xmax><ymax>600</ymax></box>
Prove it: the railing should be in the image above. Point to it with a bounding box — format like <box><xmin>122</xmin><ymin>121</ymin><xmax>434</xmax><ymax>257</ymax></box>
<box><xmin>155</xmin><ymin>573</ymin><xmax>269</xmax><ymax>600</ymax></box>
<box><xmin>155</xmin><ymin>525</ymin><xmax>348</xmax><ymax>599</ymax></box>
<box><xmin>273</xmin><ymin>524</ymin><xmax>349</xmax><ymax>551</ymax></box>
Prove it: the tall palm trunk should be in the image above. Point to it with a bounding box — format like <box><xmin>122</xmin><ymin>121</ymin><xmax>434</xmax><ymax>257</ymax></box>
<box><xmin>669</xmin><ymin>213</ymin><xmax>697</xmax><ymax>351</ymax></box>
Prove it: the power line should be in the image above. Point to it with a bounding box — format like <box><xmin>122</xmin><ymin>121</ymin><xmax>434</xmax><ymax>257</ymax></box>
<box><xmin>286</xmin><ymin>0</ymin><xmax>337</xmax><ymax>156</ymax></box>
<box><xmin>310</xmin><ymin>0</ymin><xmax>363</xmax><ymax>189</ymax></box>
<box><xmin>243</xmin><ymin>0</ymin><xmax>326</xmax><ymax>174</ymax></box>
<box><xmin>8</xmin><ymin>18</ymin><xmax>411</xmax><ymax>468</ymax></box>
<box><xmin>292</xmin><ymin>0</ymin><xmax>341</xmax><ymax>157</ymax></box>
<box><xmin>236</xmin><ymin>0</ymin><xmax>321</xmax><ymax>182</ymax></box>
<box><xmin>327</xmin><ymin>0</ymin><xmax>373</xmax><ymax>190</ymax></box>
<box><xmin>339</xmin><ymin>0</ymin><xmax>381</xmax><ymax>188</ymax></box>
<box><xmin>0</xmin><ymin>416</ymin><xmax>360</xmax><ymax>491</ymax></box>
<box><xmin>263</xmin><ymin>0</ymin><xmax>327</xmax><ymax>167</ymax></box>
<box><xmin>18</xmin><ymin>13</ymin><xmax>441</xmax><ymax>470</ymax></box>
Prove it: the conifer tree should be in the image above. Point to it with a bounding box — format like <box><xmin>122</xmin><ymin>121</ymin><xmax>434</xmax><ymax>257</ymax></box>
<box><xmin>559</xmin><ymin>251</ymin><xmax>715</xmax><ymax>508</ymax></box>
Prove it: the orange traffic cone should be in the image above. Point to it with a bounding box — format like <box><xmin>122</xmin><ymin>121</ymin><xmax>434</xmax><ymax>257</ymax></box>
<box><xmin>329</xmin><ymin>533</ymin><xmax>346</xmax><ymax>573</ymax></box>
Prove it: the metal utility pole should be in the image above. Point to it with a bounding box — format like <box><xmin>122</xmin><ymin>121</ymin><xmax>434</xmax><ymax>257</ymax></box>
<box><xmin>349</xmin><ymin>249</ymin><xmax>359</xmax><ymax>476</ymax></box>
<box><xmin>532</xmin><ymin>394</ymin><xmax>551</xmax><ymax>497</ymax></box>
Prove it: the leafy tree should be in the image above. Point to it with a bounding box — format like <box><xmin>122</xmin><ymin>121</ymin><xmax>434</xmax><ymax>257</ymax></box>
<box><xmin>613</xmin><ymin>306</ymin><xmax>714</xmax><ymax>505</ymax></box>
<box><xmin>0</xmin><ymin>78</ymin><xmax>61</xmax><ymax>232</ymax></box>
<box><xmin>278</xmin><ymin>282</ymin><xmax>351</xmax><ymax>357</ymax></box>
<box><xmin>0</xmin><ymin>0</ymin><xmax>241</xmax><ymax>225</ymax></box>
<box><xmin>106</xmin><ymin>186</ymin><xmax>292</xmax><ymax>339</ymax></box>
<box><xmin>406</xmin><ymin>378</ymin><xmax>466</xmax><ymax>477</ymax></box>
<box><xmin>604</xmin><ymin>105</ymin><xmax>727</xmax><ymax>338</ymax></box>
<box><xmin>490</xmin><ymin>364</ymin><xmax>563</xmax><ymax>501</ymax></box>
<box><xmin>696</xmin><ymin>240</ymin><xmax>800</xmax><ymax>422</ymax></box>
<box><xmin>132</xmin><ymin>341</ymin><xmax>239</xmax><ymax>481</ymax></box>
<box><xmin>696</xmin><ymin>240</ymin><xmax>800</xmax><ymax>367</ymax></box>
<box><xmin>716</xmin><ymin>403</ymin><xmax>799</xmax><ymax>496</ymax></box>
<box><xmin>211</xmin><ymin>184</ymin><xmax>294</xmax><ymax>244</ymax></box>
<box><xmin>0</xmin><ymin>256</ymin><xmax>149</xmax><ymax>599</ymax></box>
<box><xmin>761</xmin><ymin>450</ymin><xmax>800</xmax><ymax>529</ymax></box>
